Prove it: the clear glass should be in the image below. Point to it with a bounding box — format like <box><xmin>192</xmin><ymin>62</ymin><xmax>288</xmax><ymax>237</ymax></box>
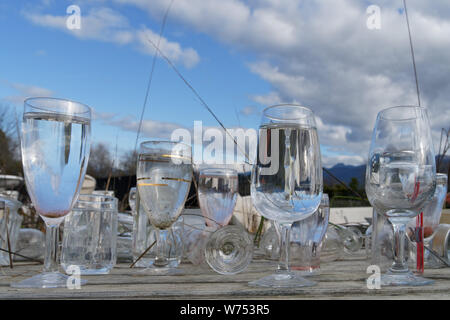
<box><xmin>198</xmin><ymin>168</ymin><xmax>239</xmax><ymax>228</ymax></box>
<box><xmin>61</xmin><ymin>194</ymin><xmax>118</xmax><ymax>274</ymax></box>
<box><xmin>250</xmin><ymin>104</ymin><xmax>323</xmax><ymax>288</ymax></box>
<box><xmin>199</xmin><ymin>168</ymin><xmax>253</xmax><ymax>275</ymax></box>
<box><xmin>136</xmin><ymin>140</ymin><xmax>192</xmax><ymax>274</ymax></box>
<box><xmin>260</xmin><ymin>221</ymin><xmax>280</xmax><ymax>261</ymax></box>
<box><xmin>0</xmin><ymin>196</ymin><xmax>23</xmax><ymax>266</ymax></box>
<box><xmin>290</xmin><ymin>193</ymin><xmax>329</xmax><ymax>275</ymax></box>
<box><xmin>408</xmin><ymin>173</ymin><xmax>448</xmax><ymax>268</ymax></box>
<box><xmin>182</xmin><ymin>213</ymin><xmax>216</xmax><ymax>265</ymax></box>
<box><xmin>12</xmin><ymin>97</ymin><xmax>91</xmax><ymax>288</ymax></box>
<box><xmin>131</xmin><ymin>187</ymin><xmax>154</xmax><ymax>267</ymax></box>
<box><xmin>128</xmin><ymin>187</ymin><xmax>137</xmax><ymax>213</ymax></box>
<box><xmin>14</xmin><ymin>228</ymin><xmax>45</xmax><ymax>261</ymax></box>
<box><xmin>320</xmin><ymin>226</ymin><xmax>344</xmax><ymax>263</ymax></box>
<box><xmin>365</xmin><ymin>106</ymin><xmax>436</xmax><ymax>286</ymax></box>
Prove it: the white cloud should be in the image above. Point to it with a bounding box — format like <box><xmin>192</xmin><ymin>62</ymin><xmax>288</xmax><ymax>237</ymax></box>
<box><xmin>23</xmin><ymin>6</ymin><xmax>200</xmax><ymax>68</ymax></box>
<box><xmin>136</xmin><ymin>28</ymin><xmax>200</xmax><ymax>69</ymax></box>
<box><xmin>104</xmin><ymin>115</ymin><xmax>186</xmax><ymax>139</ymax></box>
<box><xmin>2</xmin><ymin>81</ymin><xmax>54</xmax><ymax>105</ymax></box>
<box><xmin>21</xmin><ymin>0</ymin><xmax>450</xmax><ymax>165</ymax></box>
<box><xmin>117</xmin><ymin>0</ymin><xmax>450</xmax><ymax>165</ymax></box>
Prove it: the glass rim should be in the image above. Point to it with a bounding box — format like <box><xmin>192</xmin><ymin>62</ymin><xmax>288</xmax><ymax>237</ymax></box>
<box><xmin>0</xmin><ymin>195</ymin><xmax>22</xmax><ymax>210</ymax></box>
<box><xmin>199</xmin><ymin>168</ymin><xmax>238</xmax><ymax>178</ymax></box>
<box><xmin>263</xmin><ymin>104</ymin><xmax>314</xmax><ymax>121</ymax></box>
<box><xmin>437</xmin><ymin>173</ymin><xmax>448</xmax><ymax>184</ymax></box>
<box><xmin>139</xmin><ymin>140</ymin><xmax>191</xmax><ymax>149</ymax></box>
<box><xmin>378</xmin><ymin>105</ymin><xmax>427</xmax><ymax>121</ymax></box>
<box><xmin>24</xmin><ymin>97</ymin><xmax>91</xmax><ymax>118</ymax></box>
<box><xmin>74</xmin><ymin>193</ymin><xmax>118</xmax><ymax>210</ymax></box>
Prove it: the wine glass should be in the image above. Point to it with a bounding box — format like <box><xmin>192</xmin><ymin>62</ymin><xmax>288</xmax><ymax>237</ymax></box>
<box><xmin>198</xmin><ymin>168</ymin><xmax>253</xmax><ymax>275</ymax></box>
<box><xmin>12</xmin><ymin>97</ymin><xmax>91</xmax><ymax>288</ymax></box>
<box><xmin>365</xmin><ymin>106</ymin><xmax>436</xmax><ymax>286</ymax></box>
<box><xmin>136</xmin><ymin>140</ymin><xmax>192</xmax><ymax>274</ymax></box>
<box><xmin>250</xmin><ymin>104</ymin><xmax>323</xmax><ymax>288</ymax></box>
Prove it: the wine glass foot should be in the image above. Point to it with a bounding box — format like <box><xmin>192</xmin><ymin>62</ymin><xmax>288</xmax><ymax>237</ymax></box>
<box><xmin>205</xmin><ymin>225</ymin><xmax>253</xmax><ymax>275</ymax></box>
<box><xmin>139</xmin><ymin>266</ymin><xmax>183</xmax><ymax>276</ymax></box>
<box><xmin>248</xmin><ymin>271</ymin><xmax>316</xmax><ymax>288</ymax></box>
<box><xmin>380</xmin><ymin>270</ymin><xmax>434</xmax><ymax>287</ymax></box>
<box><xmin>290</xmin><ymin>266</ymin><xmax>321</xmax><ymax>277</ymax></box>
<box><xmin>10</xmin><ymin>272</ymin><xmax>87</xmax><ymax>289</ymax></box>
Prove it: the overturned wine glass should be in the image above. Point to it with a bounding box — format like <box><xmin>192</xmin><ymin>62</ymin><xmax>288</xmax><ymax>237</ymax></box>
<box><xmin>198</xmin><ymin>168</ymin><xmax>253</xmax><ymax>275</ymax></box>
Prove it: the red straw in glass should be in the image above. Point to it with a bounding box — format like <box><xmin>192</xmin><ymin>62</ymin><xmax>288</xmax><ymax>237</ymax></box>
<box><xmin>416</xmin><ymin>212</ymin><xmax>424</xmax><ymax>274</ymax></box>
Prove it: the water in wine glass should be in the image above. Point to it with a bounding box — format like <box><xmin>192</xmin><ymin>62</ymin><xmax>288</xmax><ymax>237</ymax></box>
<box><xmin>21</xmin><ymin>112</ymin><xmax>90</xmax><ymax>220</ymax></box>
<box><xmin>198</xmin><ymin>169</ymin><xmax>238</xmax><ymax>228</ymax></box>
<box><xmin>137</xmin><ymin>154</ymin><xmax>191</xmax><ymax>229</ymax></box>
<box><xmin>368</xmin><ymin>151</ymin><xmax>435</xmax><ymax>218</ymax></box>
<box><xmin>252</xmin><ymin>123</ymin><xmax>322</xmax><ymax>223</ymax></box>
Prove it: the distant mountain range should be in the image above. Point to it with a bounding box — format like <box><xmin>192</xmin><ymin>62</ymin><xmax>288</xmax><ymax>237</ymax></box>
<box><xmin>324</xmin><ymin>163</ymin><xmax>366</xmax><ymax>186</ymax></box>
<box><xmin>324</xmin><ymin>155</ymin><xmax>450</xmax><ymax>186</ymax></box>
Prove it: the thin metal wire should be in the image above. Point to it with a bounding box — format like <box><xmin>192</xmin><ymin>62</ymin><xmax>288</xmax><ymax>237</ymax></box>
<box><xmin>403</xmin><ymin>0</ymin><xmax>421</xmax><ymax>107</ymax></box>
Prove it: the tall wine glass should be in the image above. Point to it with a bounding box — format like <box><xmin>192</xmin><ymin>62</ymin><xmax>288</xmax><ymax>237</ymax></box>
<box><xmin>250</xmin><ymin>104</ymin><xmax>323</xmax><ymax>288</ymax></box>
<box><xmin>12</xmin><ymin>97</ymin><xmax>91</xmax><ymax>288</ymax></box>
<box><xmin>366</xmin><ymin>106</ymin><xmax>436</xmax><ymax>286</ymax></box>
<box><xmin>136</xmin><ymin>140</ymin><xmax>192</xmax><ymax>274</ymax></box>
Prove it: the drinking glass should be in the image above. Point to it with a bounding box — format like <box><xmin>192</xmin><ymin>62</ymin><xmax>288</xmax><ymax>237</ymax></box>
<box><xmin>250</xmin><ymin>104</ymin><xmax>323</xmax><ymax>288</ymax></box>
<box><xmin>136</xmin><ymin>140</ymin><xmax>192</xmax><ymax>274</ymax></box>
<box><xmin>198</xmin><ymin>168</ymin><xmax>253</xmax><ymax>275</ymax></box>
<box><xmin>365</xmin><ymin>106</ymin><xmax>436</xmax><ymax>286</ymax></box>
<box><xmin>407</xmin><ymin>173</ymin><xmax>448</xmax><ymax>268</ymax></box>
<box><xmin>12</xmin><ymin>97</ymin><xmax>91</xmax><ymax>288</ymax></box>
<box><xmin>290</xmin><ymin>193</ymin><xmax>330</xmax><ymax>275</ymax></box>
<box><xmin>61</xmin><ymin>194</ymin><xmax>118</xmax><ymax>274</ymax></box>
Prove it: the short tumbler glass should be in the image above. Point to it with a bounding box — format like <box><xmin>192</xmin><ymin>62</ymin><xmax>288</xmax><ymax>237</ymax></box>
<box><xmin>61</xmin><ymin>194</ymin><xmax>118</xmax><ymax>275</ymax></box>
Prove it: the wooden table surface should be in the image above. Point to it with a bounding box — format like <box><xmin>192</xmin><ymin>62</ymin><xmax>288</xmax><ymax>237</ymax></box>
<box><xmin>1</xmin><ymin>255</ymin><xmax>449</xmax><ymax>300</ymax></box>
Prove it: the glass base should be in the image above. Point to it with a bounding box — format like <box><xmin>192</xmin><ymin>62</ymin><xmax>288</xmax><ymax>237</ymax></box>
<box><xmin>248</xmin><ymin>271</ymin><xmax>316</xmax><ymax>288</ymax></box>
<box><xmin>10</xmin><ymin>272</ymin><xmax>87</xmax><ymax>289</ymax></box>
<box><xmin>138</xmin><ymin>266</ymin><xmax>183</xmax><ymax>276</ymax></box>
<box><xmin>381</xmin><ymin>270</ymin><xmax>434</xmax><ymax>287</ymax></box>
<box><xmin>290</xmin><ymin>266</ymin><xmax>320</xmax><ymax>277</ymax></box>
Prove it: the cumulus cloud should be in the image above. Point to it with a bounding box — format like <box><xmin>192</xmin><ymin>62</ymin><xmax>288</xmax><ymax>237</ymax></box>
<box><xmin>23</xmin><ymin>6</ymin><xmax>200</xmax><ymax>68</ymax></box>
<box><xmin>2</xmin><ymin>81</ymin><xmax>54</xmax><ymax>105</ymax></box>
<box><xmin>102</xmin><ymin>114</ymin><xmax>186</xmax><ymax>139</ymax></box>
<box><xmin>114</xmin><ymin>0</ymin><xmax>450</xmax><ymax>166</ymax></box>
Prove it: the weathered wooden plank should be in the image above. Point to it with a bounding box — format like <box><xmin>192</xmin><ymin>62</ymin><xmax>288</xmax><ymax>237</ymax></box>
<box><xmin>0</xmin><ymin>258</ymin><xmax>449</xmax><ymax>299</ymax></box>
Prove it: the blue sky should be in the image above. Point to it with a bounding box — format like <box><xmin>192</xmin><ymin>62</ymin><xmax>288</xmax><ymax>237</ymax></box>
<box><xmin>0</xmin><ymin>1</ymin><xmax>268</xmax><ymax>161</ymax></box>
<box><xmin>1</xmin><ymin>0</ymin><xmax>449</xmax><ymax>167</ymax></box>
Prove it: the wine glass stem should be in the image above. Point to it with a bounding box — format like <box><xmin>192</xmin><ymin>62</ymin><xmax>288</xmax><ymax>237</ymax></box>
<box><xmin>43</xmin><ymin>224</ymin><xmax>60</xmax><ymax>273</ymax></box>
<box><xmin>389</xmin><ymin>218</ymin><xmax>409</xmax><ymax>273</ymax></box>
<box><xmin>155</xmin><ymin>229</ymin><xmax>169</xmax><ymax>267</ymax></box>
<box><xmin>276</xmin><ymin>222</ymin><xmax>292</xmax><ymax>273</ymax></box>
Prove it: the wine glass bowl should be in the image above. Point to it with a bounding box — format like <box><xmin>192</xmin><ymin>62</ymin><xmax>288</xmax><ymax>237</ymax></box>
<box><xmin>198</xmin><ymin>168</ymin><xmax>238</xmax><ymax>228</ymax></box>
<box><xmin>251</xmin><ymin>105</ymin><xmax>323</xmax><ymax>224</ymax></box>
<box><xmin>365</xmin><ymin>105</ymin><xmax>436</xmax><ymax>286</ymax></box>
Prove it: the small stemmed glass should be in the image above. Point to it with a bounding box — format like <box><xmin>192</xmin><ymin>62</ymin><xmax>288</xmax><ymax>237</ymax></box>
<box><xmin>198</xmin><ymin>168</ymin><xmax>253</xmax><ymax>275</ymax></box>
<box><xmin>366</xmin><ymin>106</ymin><xmax>436</xmax><ymax>286</ymax></box>
<box><xmin>136</xmin><ymin>140</ymin><xmax>192</xmax><ymax>274</ymax></box>
<box><xmin>12</xmin><ymin>97</ymin><xmax>91</xmax><ymax>288</ymax></box>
